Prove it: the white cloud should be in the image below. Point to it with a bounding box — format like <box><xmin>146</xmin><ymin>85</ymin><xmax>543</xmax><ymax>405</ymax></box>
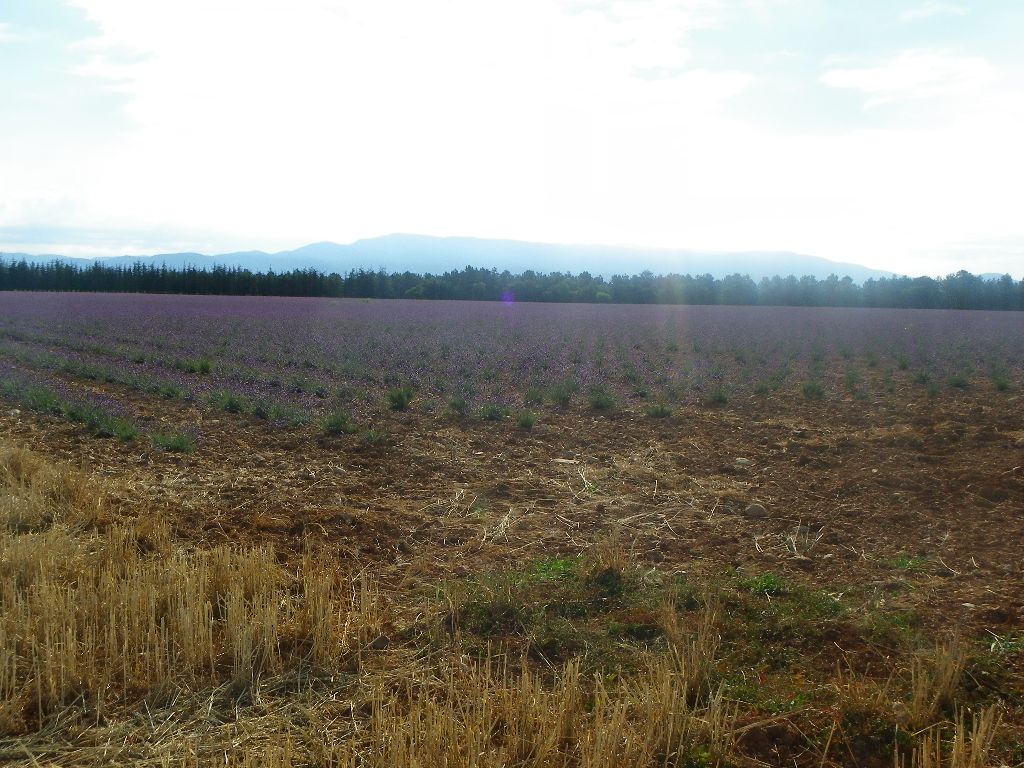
<box><xmin>1</xmin><ymin>1</ymin><xmax>1023</xmax><ymax>276</ymax></box>
<box><xmin>16</xmin><ymin>0</ymin><xmax>743</xmax><ymax>250</ymax></box>
<box><xmin>0</xmin><ymin>22</ymin><xmax>23</xmax><ymax>43</ymax></box>
<box><xmin>820</xmin><ymin>50</ymin><xmax>997</xmax><ymax>107</ymax></box>
<box><xmin>900</xmin><ymin>2</ymin><xmax>968</xmax><ymax>22</ymax></box>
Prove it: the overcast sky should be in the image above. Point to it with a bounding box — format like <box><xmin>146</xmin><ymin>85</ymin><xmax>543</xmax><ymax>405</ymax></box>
<box><xmin>2</xmin><ymin>0</ymin><xmax>1023</xmax><ymax>276</ymax></box>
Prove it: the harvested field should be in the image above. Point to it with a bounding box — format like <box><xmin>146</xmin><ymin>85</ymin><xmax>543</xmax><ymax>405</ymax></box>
<box><xmin>1</xmin><ymin>292</ymin><xmax>1022</xmax><ymax>766</ymax></box>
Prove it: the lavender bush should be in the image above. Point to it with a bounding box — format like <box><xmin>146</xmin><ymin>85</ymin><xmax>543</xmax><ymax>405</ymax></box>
<box><xmin>1</xmin><ymin>293</ymin><xmax>1021</xmax><ymax>424</ymax></box>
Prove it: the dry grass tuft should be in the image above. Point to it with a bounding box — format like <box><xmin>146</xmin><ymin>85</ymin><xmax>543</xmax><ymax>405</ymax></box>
<box><xmin>909</xmin><ymin>636</ymin><xmax>967</xmax><ymax>729</ymax></box>
<box><xmin>0</xmin><ymin>444</ymin><xmax>107</xmax><ymax>532</ymax></box>
<box><xmin>336</xmin><ymin>648</ymin><xmax>735</xmax><ymax>768</ymax></box>
<box><xmin>899</xmin><ymin>705</ymin><xmax>1002</xmax><ymax>768</ymax></box>
<box><xmin>661</xmin><ymin>600</ymin><xmax>721</xmax><ymax>699</ymax></box>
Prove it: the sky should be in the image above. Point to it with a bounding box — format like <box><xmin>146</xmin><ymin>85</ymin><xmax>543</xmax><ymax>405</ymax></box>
<box><xmin>1</xmin><ymin>0</ymin><xmax>1023</xmax><ymax>277</ymax></box>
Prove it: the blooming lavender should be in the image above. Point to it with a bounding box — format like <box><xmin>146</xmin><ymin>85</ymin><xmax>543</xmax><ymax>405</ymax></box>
<box><xmin>1</xmin><ymin>293</ymin><xmax>1021</xmax><ymax>422</ymax></box>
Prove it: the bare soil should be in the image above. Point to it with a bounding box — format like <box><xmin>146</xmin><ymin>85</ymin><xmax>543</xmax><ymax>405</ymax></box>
<box><xmin>5</xmin><ymin>372</ymin><xmax>1022</xmax><ymax>619</ymax></box>
<box><xmin>3</xmin><ymin>369</ymin><xmax>1023</xmax><ymax>764</ymax></box>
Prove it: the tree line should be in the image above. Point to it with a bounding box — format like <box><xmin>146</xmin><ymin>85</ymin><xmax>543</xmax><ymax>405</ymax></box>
<box><xmin>1</xmin><ymin>257</ymin><xmax>1022</xmax><ymax>311</ymax></box>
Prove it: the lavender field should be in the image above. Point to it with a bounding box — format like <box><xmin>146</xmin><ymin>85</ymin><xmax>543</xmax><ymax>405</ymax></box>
<box><xmin>2</xmin><ymin>292</ymin><xmax>1022</xmax><ymax>436</ymax></box>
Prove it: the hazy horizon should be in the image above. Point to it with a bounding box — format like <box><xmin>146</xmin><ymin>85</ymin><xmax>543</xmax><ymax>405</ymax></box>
<box><xmin>4</xmin><ymin>232</ymin><xmax>1023</xmax><ymax>282</ymax></box>
<box><xmin>2</xmin><ymin>1</ymin><xmax>1023</xmax><ymax>277</ymax></box>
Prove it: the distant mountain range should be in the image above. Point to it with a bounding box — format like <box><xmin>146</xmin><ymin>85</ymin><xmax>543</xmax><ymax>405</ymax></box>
<box><xmin>2</xmin><ymin>233</ymin><xmax>901</xmax><ymax>283</ymax></box>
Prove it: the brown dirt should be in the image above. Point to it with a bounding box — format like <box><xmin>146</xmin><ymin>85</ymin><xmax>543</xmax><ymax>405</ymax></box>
<box><xmin>3</xmin><ymin>373</ymin><xmax>1022</xmax><ymax>640</ymax></box>
<box><xmin>4</xmin><ymin>367</ymin><xmax>1024</xmax><ymax>764</ymax></box>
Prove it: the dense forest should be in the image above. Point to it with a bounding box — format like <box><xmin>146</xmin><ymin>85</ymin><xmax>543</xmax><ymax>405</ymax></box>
<box><xmin>1</xmin><ymin>257</ymin><xmax>1022</xmax><ymax>310</ymax></box>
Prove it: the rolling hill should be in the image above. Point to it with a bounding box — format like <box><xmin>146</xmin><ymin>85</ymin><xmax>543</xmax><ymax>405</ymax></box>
<box><xmin>3</xmin><ymin>234</ymin><xmax>898</xmax><ymax>282</ymax></box>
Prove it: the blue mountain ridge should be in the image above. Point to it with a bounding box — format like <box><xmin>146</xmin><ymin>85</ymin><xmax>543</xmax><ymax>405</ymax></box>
<box><xmin>1</xmin><ymin>233</ymin><xmax>905</xmax><ymax>282</ymax></box>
